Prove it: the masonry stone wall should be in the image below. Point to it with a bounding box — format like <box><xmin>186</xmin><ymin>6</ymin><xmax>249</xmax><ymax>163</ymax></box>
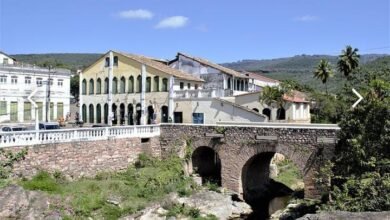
<box><xmin>159</xmin><ymin>124</ymin><xmax>337</xmax><ymax>199</ymax></box>
<box><xmin>7</xmin><ymin>137</ymin><xmax>160</xmax><ymax>178</ymax></box>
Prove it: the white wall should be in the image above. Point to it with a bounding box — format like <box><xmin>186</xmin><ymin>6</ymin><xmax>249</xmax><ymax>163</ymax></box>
<box><xmin>0</xmin><ymin>53</ymin><xmax>15</xmax><ymax>65</ymax></box>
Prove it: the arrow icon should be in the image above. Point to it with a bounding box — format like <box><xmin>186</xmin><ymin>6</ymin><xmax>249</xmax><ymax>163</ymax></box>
<box><xmin>352</xmin><ymin>88</ymin><xmax>363</xmax><ymax>108</ymax></box>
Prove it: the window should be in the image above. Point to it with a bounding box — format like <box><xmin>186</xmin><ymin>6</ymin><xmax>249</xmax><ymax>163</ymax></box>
<box><xmin>0</xmin><ymin>101</ymin><xmax>6</xmax><ymax>115</ymax></box>
<box><xmin>89</xmin><ymin>79</ymin><xmax>94</xmax><ymax>94</ymax></box>
<box><xmin>24</xmin><ymin>102</ymin><xmax>31</xmax><ymax>121</ymax></box>
<box><xmin>187</xmin><ymin>83</ymin><xmax>191</xmax><ymax>89</ymax></box>
<box><xmin>153</xmin><ymin>76</ymin><xmax>159</xmax><ymax>92</ymax></box>
<box><xmin>104</xmin><ymin>78</ymin><xmax>109</xmax><ymax>94</ymax></box>
<box><xmin>25</xmin><ymin>77</ymin><xmax>31</xmax><ymax>84</ymax></box>
<box><xmin>146</xmin><ymin>77</ymin><xmax>151</xmax><ymax>92</ymax></box>
<box><xmin>3</xmin><ymin>58</ymin><xmax>9</xmax><ymax>64</ymax></box>
<box><xmin>82</xmin><ymin>79</ymin><xmax>87</xmax><ymax>94</ymax></box>
<box><xmin>128</xmin><ymin>76</ymin><xmax>134</xmax><ymax>93</ymax></box>
<box><xmin>49</xmin><ymin>79</ymin><xmax>53</xmax><ymax>85</ymax></box>
<box><xmin>114</xmin><ymin>56</ymin><xmax>118</xmax><ymax>66</ymax></box>
<box><xmin>96</xmin><ymin>78</ymin><xmax>101</xmax><ymax>94</ymax></box>
<box><xmin>11</xmin><ymin>76</ymin><xmax>17</xmax><ymax>84</ymax></box>
<box><xmin>195</xmin><ymin>84</ymin><xmax>198</xmax><ymax>90</ymax></box>
<box><xmin>36</xmin><ymin>78</ymin><xmax>43</xmax><ymax>86</ymax></box>
<box><xmin>137</xmin><ymin>75</ymin><xmax>141</xmax><ymax>93</ymax></box>
<box><xmin>180</xmin><ymin>82</ymin><xmax>184</xmax><ymax>90</ymax></box>
<box><xmin>112</xmin><ymin>77</ymin><xmax>118</xmax><ymax>94</ymax></box>
<box><xmin>0</xmin><ymin>76</ymin><xmax>7</xmax><ymax>84</ymax></box>
<box><xmin>57</xmin><ymin>79</ymin><xmax>63</xmax><ymax>87</ymax></box>
<box><xmin>10</xmin><ymin>102</ymin><xmax>18</xmax><ymax>122</ymax></box>
<box><xmin>105</xmin><ymin>57</ymin><xmax>110</xmax><ymax>67</ymax></box>
<box><xmin>120</xmin><ymin>77</ymin><xmax>126</xmax><ymax>93</ymax></box>
<box><xmin>192</xmin><ymin>113</ymin><xmax>204</xmax><ymax>124</ymax></box>
<box><xmin>162</xmin><ymin>78</ymin><xmax>168</xmax><ymax>92</ymax></box>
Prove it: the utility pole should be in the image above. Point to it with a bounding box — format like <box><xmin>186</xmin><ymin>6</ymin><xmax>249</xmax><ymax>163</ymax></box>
<box><xmin>45</xmin><ymin>66</ymin><xmax>52</xmax><ymax>122</ymax></box>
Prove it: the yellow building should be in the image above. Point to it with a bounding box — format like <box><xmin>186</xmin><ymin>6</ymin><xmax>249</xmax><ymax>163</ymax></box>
<box><xmin>79</xmin><ymin>51</ymin><xmax>204</xmax><ymax>125</ymax></box>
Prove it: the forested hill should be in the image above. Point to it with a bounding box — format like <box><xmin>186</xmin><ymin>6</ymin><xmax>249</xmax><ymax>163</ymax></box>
<box><xmin>222</xmin><ymin>54</ymin><xmax>389</xmax><ymax>92</ymax></box>
<box><xmin>12</xmin><ymin>53</ymin><xmax>102</xmax><ymax>73</ymax></box>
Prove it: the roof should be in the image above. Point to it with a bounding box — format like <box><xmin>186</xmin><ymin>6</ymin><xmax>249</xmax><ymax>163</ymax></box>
<box><xmin>283</xmin><ymin>90</ymin><xmax>310</xmax><ymax>103</ymax></box>
<box><xmin>241</xmin><ymin>71</ymin><xmax>280</xmax><ymax>83</ymax></box>
<box><xmin>83</xmin><ymin>51</ymin><xmax>204</xmax><ymax>83</ymax></box>
<box><xmin>214</xmin><ymin>97</ymin><xmax>267</xmax><ymax>119</ymax></box>
<box><xmin>177</xmin><ymin>52</ymin><xmax>249</xmax><ymax>79</ymax></box>
<box><xmin>0</xmin><ymin>51</ymin><xmax>17</xmax><ymax>61</ymax></box>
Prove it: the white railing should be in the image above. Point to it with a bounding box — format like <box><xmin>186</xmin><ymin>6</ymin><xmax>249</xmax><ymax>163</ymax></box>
<box><xmin>0</xmin><ymin>125</ymin><xmax>160</xmax><ymax>147</ymax></box>
<box><xmin>174</xmin><ymin>88</ymin><xmax>231</xmax><ymax>99</ymax></box>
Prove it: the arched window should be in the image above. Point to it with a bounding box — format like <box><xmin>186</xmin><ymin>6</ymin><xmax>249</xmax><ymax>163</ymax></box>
<box><xmin>277</xmin><ymin>108</ymin><xmax>286</xmax><ymax>120</ymax></box>
<box><xmin>96</xmin><ymin>104</ymin><xmax>101</xmax><ymax>123</ymax></box>
<box><xmin>89</xmin><ymin>104</ymin><xmax>94</xmax><ymax>123</ymax></box>
<box><xmin>127</xmin><ymin>104</ymin><xmax>133</xmax><ymax>125</ymax></box>
<box><xmin>146</xmin><ymin>77</ymin><xmax>151</xmax><ymax>92</ymax></box>
<box><xmin>262</xmin><ymin>108</ymin><xmax>271</xmax><ymax>120</ymax></box>
<box><xmin>120</xmin><ymin>77</ymin><xmax>126</xmax><ymax>93</ymax></box>
<box><xmin>82</xmin><ymin>104</ymin><xmax>87</xmax><ymax>122</ymax></box>
<box><xmin>104</xmin><ymin>103</ymin><xmax>108</xmax><ymax>124</ymax></box>
<box><xmin>82</xmin><ymin>79</ymin><xmax>87</xmax><ymax>95</ymax></box>
<box><xmin>161</xmin><ymin>105</ymin><xmax>168</xmax><ymax>123</ymax></box>
<box><xmin>112</xmin><ymin>77</ymin><xmax>118</xmax><ymax>94</ymax></box>
<box><xmin>104</xmin><ymin>78</ymin><xmax>109</xmax><ymax>94</ymax></box>
<box><xmin>128</xmin><ymin>76</ymin><xmax>134</xmax><ymax>93</ymax></box>
<box><xmin>137</xmin><ymin>75</ymin><xmax>141</xmax><ymax>93</ymax></box>
<box><xmin>96</xmin><ymin>78</ymin><xmax>101</xmax><ymax>94</ymax></box>
<box><xmin>89</xmin><ymin>79</ymin><xmax>94</xmax><ymax>95</ymax></box>
<box><xmin>162</xmin><ymin>78</ymin><xmax>168</xmax><ymax>92</ymax></box>
<box><xmin>153</xmin><ymin>76</ymin><xmax>159</xmax><ymax>92</ymax></box>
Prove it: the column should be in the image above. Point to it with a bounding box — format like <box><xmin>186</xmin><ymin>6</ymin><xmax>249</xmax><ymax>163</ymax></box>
<box><xmin>108</xmin><ymin>51</ymin><xmax>113</xmax><ymax>126</ymax></box>
<box><xmin>233</xmin><ymin>77</ymin><xmax>235</xmax><ymax>91</ymax></box>
<box><xmin>140</xmin><ymin>64</ymin><xmax>146</xmax><ymax>125</ymax></box>
<box><xmin>222</xmin><ymin>74</ymin><xmax>227</xmax><ymax>90</ymax></box>
<box><xmin>79</xmin><ymin>71</ymin><xmax>83</xmax><ymax>122</ymax></box>
<box><xmin>168</xmin><ymin>76</ymin><xmax>175</xmax><ymax>123</ymax></box>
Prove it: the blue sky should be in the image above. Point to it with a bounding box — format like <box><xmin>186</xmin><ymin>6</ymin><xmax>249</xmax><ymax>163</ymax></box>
<box><xmin>0</xmin><ymin>0</ymin><xmax>389</xmax><ymax>62</ymax></box>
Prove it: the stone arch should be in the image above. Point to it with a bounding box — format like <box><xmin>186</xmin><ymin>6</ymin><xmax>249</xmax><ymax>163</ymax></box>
<box><xmin>277</xmin><ymin>108</ymin><xmax>286</xmax><ymax>120</ymax></box>
<box><xmin>119</xmin><ymin>103</ymin><xmax>125</xmax><ymax>125</ymax></box>
<box><xmin>88</xmin><ymin>104</ymin><xmax>94</xmax><ymax>123</ymax></box>
<box><xmin>191</xmin><ymin>146</ymin><xmax>222</xmax><ymax>186</ymax></box>
<box><xmin>262</xmin><ymin>108</ymin><xmax>271</xmax><ymax>120</ymax></box>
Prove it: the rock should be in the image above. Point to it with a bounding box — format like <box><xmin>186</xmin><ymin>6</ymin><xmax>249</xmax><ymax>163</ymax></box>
<box><xmin>297</xmin><ymin>211</ymin><xmax>390</xmax><ymax>220</ymax></box>
<box><xmin>231</xmin><ymin>201</ymin><xmax>252</xmax><ymax>218</ymax></box>
<box><xmin>269</xmin><ymin>163</ymin><xmax>278</xmax><ymax>178</ymax></box>
<box><xmin>271</xmin><ymin>153</ymin><xmax>285</xmax><ymax>164</ymax></box>
<box><xmin>0</xmin><ymin>184</ymin><xmax>54</xmax><ymax>219</ymax></box>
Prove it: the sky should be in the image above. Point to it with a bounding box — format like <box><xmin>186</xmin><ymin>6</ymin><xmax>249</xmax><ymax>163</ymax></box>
<box><xmin>0</xmin><ymin>0</ymin><xmax>389</xmax><ymax>63</ymax></box>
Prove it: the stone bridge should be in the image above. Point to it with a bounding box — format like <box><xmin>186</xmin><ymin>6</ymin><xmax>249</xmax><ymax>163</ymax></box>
<box><xmin>159</xmin><ymin>123</ymin><xmax>339</xmax><ymax>200</ymax></box>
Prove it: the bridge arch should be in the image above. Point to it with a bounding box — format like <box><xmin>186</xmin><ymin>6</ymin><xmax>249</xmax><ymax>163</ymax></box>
<box><xmin>191</xmin><ymin>146</ymin><xmax>222</xmax><ymax>186</ymax></box>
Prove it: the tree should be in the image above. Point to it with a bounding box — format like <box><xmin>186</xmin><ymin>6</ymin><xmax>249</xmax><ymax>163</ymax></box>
<box><xmin>337</xmin><ymin>45</ymin><xmax>360</xmax><ymax>77</ymax></box>
<box><xmin>259</xmin><ymin>82</ymin><xmax>293</xmax><ymax>119</ymax></box>
<box><xmin>70</xmin><ymin>74</ymin><xmax>79</xmax><ymax>99</ymax></box>
<box><xmin>313</xmin><ymin>59</ymin><xmax>334</xmax><ymax>94</ymax></box>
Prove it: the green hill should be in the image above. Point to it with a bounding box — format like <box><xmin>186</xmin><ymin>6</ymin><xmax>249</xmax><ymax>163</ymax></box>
<box><xmin>12</xmin><ymin>53</ymin><xmax>102</xmax><ymax>73</ymax></box>
<box><xmin>222</xmin><ymin>54</ymin><xmax>388</xmax><ymax>92</ymax></box>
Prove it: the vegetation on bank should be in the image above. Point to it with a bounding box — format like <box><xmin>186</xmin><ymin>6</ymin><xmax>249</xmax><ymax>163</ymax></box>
<box><xmin>274</xmin><ymin>159</ymin><xmax>303</xmax><ymax>190</ymax></box>
<box><xmin>19</xmin><ymin>154</ymin><xmax>197</xmax><ymax>219</ymax></box>
<box><xmin>0</xmin><ymin>148</ymin><xmax>27</xmax><ymax>189</ymax></box>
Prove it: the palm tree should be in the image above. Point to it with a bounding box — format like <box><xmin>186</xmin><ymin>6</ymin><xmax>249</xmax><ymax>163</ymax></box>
<box><xmin>314</xmin><ymin>59</ymin><xmax>334</xmax><ymax>94</ymax></box>
<box><xmin>337</xmin><ymin>45</ymin><xmax>360</xmax><ymax>77</ymax></box>
<box><xmin>259</xmin><ymin>83</ymin><xmax>292</xmax><ymax>119</ymax></box>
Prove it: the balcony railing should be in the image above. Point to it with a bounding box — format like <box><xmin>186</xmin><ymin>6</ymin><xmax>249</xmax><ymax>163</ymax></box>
<box><xmin>0</xmin><ymin>125</ymin><xmax>160</xmax><ymax>147</ymax></box>
<box><xmin>174</xmin><ymin>88</ymin><xmax>232</xmax><ymax>99</ymax></box>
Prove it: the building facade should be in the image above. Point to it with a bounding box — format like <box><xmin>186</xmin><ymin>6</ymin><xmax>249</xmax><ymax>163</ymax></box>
<box><xmin>0</xmin><ymin>52</ymin><xmax>71</xmax><ymax>123</ymax></box>
<box><xmin>79</xmin><ymin>51</ymin><xmax>205</xmax><ymax>125</ymax></box>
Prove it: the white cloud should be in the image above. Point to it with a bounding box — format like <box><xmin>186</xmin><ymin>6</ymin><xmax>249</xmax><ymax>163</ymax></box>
<box><xmin>118</xmin><ymin>9</ymin><xmax>154</xmax><ymax>20</ymax></box>
<box><xmin>294</xmin><ymin>15</ymin><xmax>318</xmax><ymax>22</ymax></box>
<box><xmin>155</xmin><ymin>16</ymin><xmax>189</xmax><ymax>29</ymax></box>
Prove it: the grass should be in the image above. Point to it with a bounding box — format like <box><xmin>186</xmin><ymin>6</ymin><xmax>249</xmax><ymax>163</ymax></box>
<box><xmin>19</xmin><ymin>154</ymin><xmax>196</xmax><ymax>219</ymax></box>
<box><xmin>164</xmin><ymin>203</ymin><xmax>218</xmax><ymax>220</ymax></box>
<box><xmin>274</xmin><ymin>159</ymin><xmax>303</xmax><ymax>189</ymax></box>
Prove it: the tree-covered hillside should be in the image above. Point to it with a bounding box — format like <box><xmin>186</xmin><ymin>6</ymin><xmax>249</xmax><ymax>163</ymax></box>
<box><xmin>12</xmin><ymin>53</ymin><xmax>102</xmax><ymax>73</ymax></box>
<box><xmin>223</xmin><ymin>54</ymin><xmax>388</xmax><ymax>92</ymax></box>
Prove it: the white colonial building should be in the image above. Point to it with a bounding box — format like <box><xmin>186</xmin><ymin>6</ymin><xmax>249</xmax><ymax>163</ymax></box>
<box><xmin>0</xmin><ymin>51</ymin><xmax>71</xmax><ymax>123</ymax></box>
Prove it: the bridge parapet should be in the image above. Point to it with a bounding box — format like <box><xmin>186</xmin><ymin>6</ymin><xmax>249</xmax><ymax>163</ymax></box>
<box><xmin>0</xmin><ymin>125</ymin><xmax>160</xmax><ymax>147</ymax></box>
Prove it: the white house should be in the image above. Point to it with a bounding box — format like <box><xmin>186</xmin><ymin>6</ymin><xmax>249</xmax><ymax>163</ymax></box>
<box><xmin>0</xmin><ymin>52</ymin><xmax>71</xmax><ymax>123</ymax></box>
